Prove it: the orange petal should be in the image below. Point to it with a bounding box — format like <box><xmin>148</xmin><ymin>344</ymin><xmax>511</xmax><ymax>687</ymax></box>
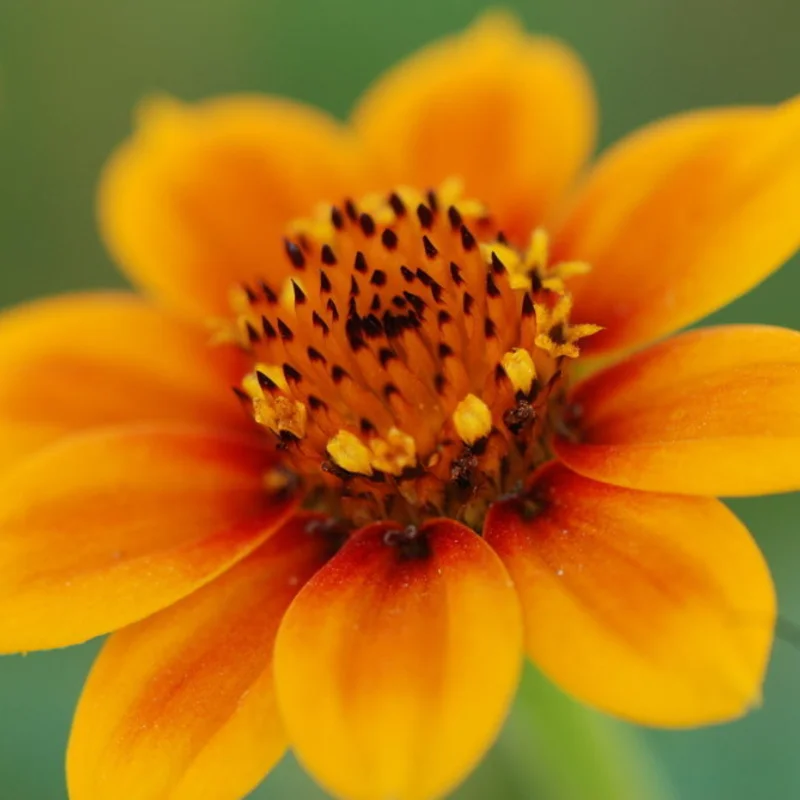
<box><xmin>100</xmin><ymin>96</ymin><xmax>369</xmax><ymax>318</ymax></box>
<box><xmin>0</xmin><ymin>292</ymin><xmax>250</xmax><ymax>472</ymax></box>
<box><xmin>485</xmin><ymin>462</ymin><xmax>775</xmax><ymax>727</ymax></box>
<box><xmin>553</xmin><ymin>97</ymin><xmax>800</xmax><ymax>354</ymax></box>
<box><xmin>352</xmin><ymin>12</ymin><xmax>596</xmax><ymax>242</ymax></box>
<box><xmin>67</xmin><ymin>513</ymin><xmax>331</xmax><ymax>800</ymax></box>
<box><xmin>554</xmin><ymin>325</ymin><xmax>800</xmax><ymax>496</ymax></box>
<box><xmin>0</xmin><ymin>425</ymin><xmax>295</xmax><ymax>652</ymax></box>
<box><xmin>274</xmin><ymin>519</ymin><xmax>522</xmax><ymax>800</ymax></box>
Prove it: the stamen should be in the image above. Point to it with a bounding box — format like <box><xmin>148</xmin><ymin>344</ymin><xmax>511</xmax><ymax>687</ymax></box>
<box><xmin>224</xmin><ymin>179</ymin><xmax>601</xmax><ymax>527</ymax></box>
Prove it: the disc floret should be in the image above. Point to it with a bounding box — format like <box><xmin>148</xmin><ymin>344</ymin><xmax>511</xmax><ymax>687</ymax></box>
<box><xmin>224</xmin><ymin>182</ymin><xmax>600</xmax><ymax>527</ymax></box>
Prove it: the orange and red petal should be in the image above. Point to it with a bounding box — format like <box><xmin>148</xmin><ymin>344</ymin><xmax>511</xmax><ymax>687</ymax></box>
<box><xmin>485</xmin><ymin>463</ymin><xmax>775</xmax><ymax>727</ymax></box>
<box><xmin>274</xmin><ymin>518</ymin><xmax>523</xmax><ymax>800</ymax></box>
<box><xmin>554</xmin><ymin>325</ymin><xmax>800</xmax><ymax>496</ymax></box>
<box><xmin>100</xmin><ymin>96</ymin><xmax>370</xmax><ymax>318</ymax></box>
<box><xmin>0</xmin><ymin>292</ymin><xmax>251</xmax><ymax>472</ymax></box>
<box><xmin>67</xmin><ymin>513</ymin><xmax>331</xmax><ymax>800</ymax></box>
<box><xmin>0</xmin><ymin>424</ymin><xmax>295</xmax><ymax>653</ymax></box>
<box><xmin>553</xmin><ymin>97</ymin><xmax>800</xmax><ymax>354</ymax></box>
<box><xmin>352</xmin><ymin>12</ymin><xmax>596</xmax><ymax>243</ymax></box>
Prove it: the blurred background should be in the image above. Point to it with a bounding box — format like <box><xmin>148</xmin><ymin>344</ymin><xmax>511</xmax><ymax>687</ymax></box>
<box><xmin>1</xmin><ymin>0</ymin><xmax>798</xmax><ymax>797</ymax></box>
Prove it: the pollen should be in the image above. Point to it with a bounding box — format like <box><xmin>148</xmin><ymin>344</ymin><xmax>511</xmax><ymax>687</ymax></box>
<box><xmin>224</xmin><ymin>180</ymin><xmax>600</xmax><ymax>526</ymax></box>
<box><xmin>327</xmin><ymin>430</ymin><xmax>374</xmax><ymax>476</ymax></box>
<box><xmin>453</xmin><ymin>394</ymin><xmax>492</xmax><ymax>445</ymax></box>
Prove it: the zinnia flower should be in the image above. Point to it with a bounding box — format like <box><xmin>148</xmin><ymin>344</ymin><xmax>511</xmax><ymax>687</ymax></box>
<box><xmin>1</xmin><ymin>12</ymin><xmax>799</xmax><ymax>800</ymax></box>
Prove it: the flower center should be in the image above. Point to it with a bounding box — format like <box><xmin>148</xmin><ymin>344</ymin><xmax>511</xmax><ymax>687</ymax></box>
<box><xmin>222</xmin><ymin>180</ymin><xmax>600</xmax><ymax>528</ymax></box>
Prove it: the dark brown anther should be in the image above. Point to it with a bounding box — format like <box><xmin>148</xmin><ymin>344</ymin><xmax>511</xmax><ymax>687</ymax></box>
<box><xmin>530</xmin><ymin>271</ymin><xmax>543</xmax><ymax>292</ymax></box>
<box><xmin>486</xmin><ymin>273</ymin><xmax>501</xmax><ymax>298</ymax></box>
<box><xmin>434</xmin><ymin>372</ymin><xmax>447</xmax><ymax>394</ymax></box>
<box><xmin>242</xmin><ymin>283</ymin><xmax>259</xmax><ymax>303</ymax></box>
<box><xmin>330</xmin><ymin>206</ymin><xmax>345</xmax><ymax>229</ymax></box>
<box><xmin>259</xmin><ymin>281</ymin><xmax>278</xmax><ymax>304</ymax></box>
<box><xmin>460</xmin><ymin>225</ymin><xmax>476</xmax><ymax>251</ymax></box>
<box><xmin>359</xmin><ymin>213</ymin><xmax>376</xmax><ymax>237</ymax></box>
<box><xmin>307</xmin><ymin>394</ymin><xmax>327</xmax><ymax>411</ymax></box>
<box><xmin>437</xmin><ymin>309</ymin><xmax>452</xmax><ymax>326</ymax></box>
<box><xmin>415</xmin><ymin>268</ymin><xmax>433</xmax><ymax>287</ymax></box>
<box><xmin>497</xmin><ymin>231</ymin><xmax>509</xmax><ymax>244</ymax></box>
<box><xmin>438</xmin><ymin>343</ymin><xmax>454</xmax><ymax>359</ymax></box>
<box><xmin>462</xmin><ymin>293</ymin><xmax>474</xmax><ymax>315</ymax></box>
<box><xmin>345</xmin><ymin>317</ymin><xmax>366</xmax><ymax>352</ymax></box>
<box><xmin>383</xmin><ymin>524</ymin><xmax>431</xmax><ymax>561</ymax></box>
<box><xmin>549</xmin><ymin>323</ymin><xmax>567</xmax><ymax>345</ymax></box>
<box><xmin>320</xmin><ymin>270</ymin><xmax>332</xmax><ymax>293</ymax></box>
<box><xmin>449</xmin><ymin>261</ymin><xmax>464</xmax><ymax>286</ymax></box>
<box><xmin>256</xmin><ymin>370</ymin><xmax>279</xmax><ymax>391</ymax></box>
<box><xmin>400</xmin><ymin>265</ymin><xmax>415</xmax><ymax>282</ymax></box>
<box><xmin>284</xmin><ymin>239</ymin><xmax>306</xmax><ymax>268</ymax></box>
<box><xmin>494</xmin><ymin>363</ymin><xmax>507</xmax><ymax>384</ymax></box>
<box><xmin>261</xmin><ymin>316</ymin><xmax>277</xmax><ymax>339</ymax></box>
<box><xmin>379</xmin><ymin>347</ymin><xmax>397</xmax><ymax>367</ymax></box>
<box><xmin>360</xmin><ymin>417</ymin><xmax>376</xmax><ymax>435</ymax></box>
<box><xmin>522</xmin><ymin>293</ymin><xmax>535</xmax><ymax>318</ymax></box>
<box><xmin>447</xmin><ymin>206</ymin><xmax>463</xmax><ymax>229</ymax></box>
<box><xmin>350</xmin><ymin>275</ymin><xmax>361</xmax><ymax>297</ymax></box>
<box><xmin>331</xmin><ymin>365</ymin><xmax>349</xmax><ymax>384</ymax></box>
<box><xmin>422</xmin><ymin>235</ymin><xmax>438</xmax><ymax>258</ymax></box>
<box><xmin>392</xmin><ymin>295</ymin><xmax>408</xmax><ymax>308</ymax></box>
<box><xmin>321</xmin><ymin>244</ymin><xmax>337</xmax><ymax>265</ymax></box>
<box><xmin>311</xmin><ymin>311</ymin><xmax>330</xmax><ymax>335</ymax></box>
<box><xmin>484</xmin><ymin>318</ymin><xmax>497</xmax><ymax>338</ymax></box>
<box><xmin>354</xmin><ymin>251</ymin><xmax>368</xmax><ymax>273</ymax></box>
<box><xmin>370</xmin><ymin>293</ymin><xmax>382</xmax><ymax>311</ymax></box>
<box><xmin>307</xmin><ymin>346</ymin><xmax>327</xmax><ymax>364</ymax></box>
<box><xmin>344</xmin><ymin>199</ymin><xmax>358</xmax><ymax>221</ymax></box>
<box><xmin>403</xmin><ymin>292</ymin><xmax>426</xmax><ymax>315</ymax></box>
<box><xmin>277</xmin><ymin>319</ymin><xmax>294</xmax><ymax>341</ymax></box>
<box><xmin>326</xmin><ymin>298</ymin><xmax>340</xmax><ymax>321</ymax></box>
<box><xmin>426</xmin><ymin>189</ymin><xmax>439</xmax><ymax>213</ymax></box>
<box><xmin>416</xmin><ymin>203</ymin><xmax>434</xmax><ymax>230</ymax></box>
<box><xmin>245</xmin><ymin>321</ymin><xmax>260</xmax><ymax>343</ymax></box>
<box><xmin>381</xmin><ymin>229</ymin><xmax>398</xmax><ymax>250</ymax></box>
<box><xmin>370</xmin><ymin>269</ymin><xmax>387</xmax><ymax>287</ymax></box>
<box><xmin>292</xmin><ymin>280</ymin><xmax>307</xmax><ymax>305</ymax></box>
<box><xmin>490</xmin><ymin>252</ymin><xmax>506</xmax><ymax>275</ymax></box>
<box><xmin>383</xmin><ymin>382</ymin><xmax>400</xmax><ymax>399</ymax></box>
<box><xmin>362</xmin><ymin>314</ymin><xmax>383</xmax><ymax>338</ymax></box>
<box><xmin>388</xmin><ymin>192</ymin><xmax>406</xmax><ymax>217</ymax></box>
<box><xmin>282</xmin><ymin>363</ymin><xmax>302</xmax><ymax>383</ymax></box>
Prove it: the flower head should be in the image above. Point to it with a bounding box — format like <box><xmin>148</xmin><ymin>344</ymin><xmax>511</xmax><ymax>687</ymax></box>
<box><xmin>1</xmin><ymin>12</ymin><xmax>799</xmax><ymax>800</ymax></box>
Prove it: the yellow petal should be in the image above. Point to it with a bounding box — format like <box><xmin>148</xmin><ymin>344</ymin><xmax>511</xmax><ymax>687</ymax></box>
<box><xmin>100</xmin><ymin>96</ymin><xmax>369</xmax><ymax>318</ymax></box>
<box><xmin>0</xmin><ymin>425</ymin><xmax>294</xmax><ymax>652</ymax></box>
<box><xmin>485</xmin><ymin>463</ymin><xmax>775</xmax><ymax>726</ymax></box>
<box><xmin>353</xmin><ymin>12</ymin><xmax>596</xmax><ymax>243</ymax></box>
<box><xmin>554</xmin><ymin>325</ymin><xmax>800</xmax><ymax>496</ymax></box>
<box><xmin>0</xmin><ymin>292</ymin><xmax>250</xmax><ymax>472</ymax></box>
<box><xmin>274</xmin><ymin>519</ymin><xmax>522</xmax><ymax>800</ymax></box>
<box><xmin>67</xmin><ymin>513</ymin><xmax>331</xmax><ymax>800</ymax></box>
<box><xmin>553</xmin><ymin>97</ymin><xmax>800</xmax><ymax>354</ymax></box>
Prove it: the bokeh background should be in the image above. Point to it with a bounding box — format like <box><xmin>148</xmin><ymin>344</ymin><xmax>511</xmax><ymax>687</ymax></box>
<box><xmin>1</xmin><ymin>0</ymin><xmax>798</xmax><ymax>797</ymax></box>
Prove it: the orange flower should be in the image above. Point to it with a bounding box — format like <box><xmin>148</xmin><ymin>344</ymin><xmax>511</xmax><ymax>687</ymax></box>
<box><xmin>1</xmin><ymin>12</ymin><xmax>799</xmax><ymax>800</ymax></box>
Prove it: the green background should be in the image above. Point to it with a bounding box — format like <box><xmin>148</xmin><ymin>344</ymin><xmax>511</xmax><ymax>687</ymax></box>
<box><xmin>1</xmin><ymin>0</ymin><xmax>798</xmax><ymax>797</ymax></box>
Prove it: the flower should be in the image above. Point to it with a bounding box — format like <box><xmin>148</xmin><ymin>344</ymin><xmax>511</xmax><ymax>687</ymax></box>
<box><xmin>1</xmin><ymin>11</ymin><xmax>799</xmax><ymax>800</ymax></box>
